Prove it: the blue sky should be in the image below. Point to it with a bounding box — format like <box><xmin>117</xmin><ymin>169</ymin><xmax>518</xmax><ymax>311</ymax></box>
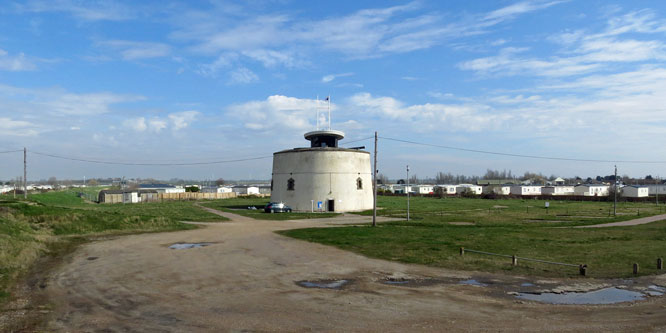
<box><xmin>1</xmin><ymin>0</ymin><xmax>666</xmax><ymax>181</ymax></box>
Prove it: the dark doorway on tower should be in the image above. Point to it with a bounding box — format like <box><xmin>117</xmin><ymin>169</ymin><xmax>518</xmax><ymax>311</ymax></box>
<box><xmin>327</xmin><ymin>199</ymin><xmax>335</xmax><ymax>212</ymax></box>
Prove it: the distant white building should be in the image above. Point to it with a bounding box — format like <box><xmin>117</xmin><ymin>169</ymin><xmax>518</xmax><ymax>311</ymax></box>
<box><xmin>510</xmin><ymin>185</ymin><xmax>542</xmax><ymax>195</ymax></box>
<box><xmin>482</xmin><ymin>185</ymin><xmax>511</xmax><ymax>195</ymax></box>
<box><xmin>434</xmin><ymin>185</ymin><xmax>458</xmax><ymax>195</ymax></box>
<box><xmin>411</xmin><ymin>185</ymin><xmax>434</xmax><ymax>194</ymax></box>
<box><xmin>622</xmin><ymin>185</ymin><xmax>649</xmax><ymax>198</ymax></box>
<box><xmin>123</xmin><ymin>191</ymin><xmax>140</xmax><ymax>203</ymax></box>
<box><xmin>233</xmin><ymin>185</ymin><xmax>260</xmax><ymax>195</ymax></box>
<box><xmin>574</xmin><ymin>184</ymin><xmax>609</xmax><ymax>196</ymax></box>
<box><xmin>138</xmin><ymin>184</ymin><xmax>185</xmax><ymax>194</ymax></box>
<box><xmin>456</xmin><ymin>184</ymin><xmax>483</xmax><ymax>195</ymax></box>
<box><xmin>542</xmin><ymin>186</ymin><xmax>575</xmax><ymax>196</ymax></box>
<box><xmin>553</xmin><ymin>177</ymin><xmax>566</xmax><ymax>185</ymax></box>
<box><xmin>0</xmin><ymin>186</ymin><xmax>14</xmax><ymax>194</ymax></box>
<box><xmin>646</xmin><ymin>184</ymin><xmax>666</xmax><ymax>196</ymax></box>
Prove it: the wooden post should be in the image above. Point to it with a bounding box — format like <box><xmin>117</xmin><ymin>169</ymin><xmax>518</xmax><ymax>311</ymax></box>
<box><xmin>579</xmin><ymin>264</ymin><xmax>587</xmax><ymax>276</ymax></box>
<box><xmin>512</xmin><ymin>255</ymin><xmax>518</xmax><ymax>266</ymax></box>
<box><xmin>372</xmin><ymin>131</ymin><xmax>378</xmax><ymax>227</ymax></box>
<box><xmin>633</xmin><ymin>263</ymin><xmax>639</xmax><ymax>275</ymax></box>
<box><xmin>658</xmin><ymin>258</ymin><xmax>663</xmax><ymax>270</ymax></box>
<box><xmin>460</xmin><ymin>247</ymin><xmax>464</xmax><ymax>256</ymax></box>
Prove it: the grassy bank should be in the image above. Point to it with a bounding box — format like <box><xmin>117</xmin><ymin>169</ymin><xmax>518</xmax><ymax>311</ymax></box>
<box><xmin>200</xmin><ymin>197</ymin><xmax>339</xmax><ymax>220</ymax></box>
<box><xmin>281</xmin><ymin>196</ymin><xmax>666</xmax><ymax>278</ymax></box>
<box><xmin>0</xmin><ymin>190</ymin><xmax>228</xmax><ymax>304</ymax></box>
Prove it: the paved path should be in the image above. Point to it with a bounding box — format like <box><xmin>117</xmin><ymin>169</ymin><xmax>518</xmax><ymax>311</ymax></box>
<box><xmin>35</xmin><ymin>206</ymin><xmax>666</xmax><ymax>332</ymax></box>
<box><xmin>575</xmin><ymin>213</ymin><xmax>666</xmax><ymax>228</ymax></box>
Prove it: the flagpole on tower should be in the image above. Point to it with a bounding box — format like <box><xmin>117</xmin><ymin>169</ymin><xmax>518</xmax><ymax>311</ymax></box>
<box><xmin>327</xmin><ymin>95</ymin><xmax>331</xmax><ymax>130</ymax></box>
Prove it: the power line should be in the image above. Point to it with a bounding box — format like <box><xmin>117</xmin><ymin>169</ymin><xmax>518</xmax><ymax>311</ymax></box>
<box><xmin>30</xmin><ymin>151</ymin><xmax>272</xmax><ymax>166</ymax></box>
<box><xmin>380</xmin><ymin>136</ymin><xmax>666</xmax><ymax>164</ymax></box>
<box><xmin>0</xmin><ymin>149</ymin><xmax>23</xmax><ymax>154</ymax></box>
<box><xmin>9</xmin><ymin>136</ymin><xmax>373</xmax><ymax>167</ymax></box>
<box><xmin>340</xmin><ymin>136</ymin><xmax>374</xmax><ymax>146</ymax></box>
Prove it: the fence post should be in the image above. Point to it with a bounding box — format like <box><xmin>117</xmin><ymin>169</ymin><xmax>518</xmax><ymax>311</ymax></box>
<box><xmin>512</xmin><ymin>255</ymin><xmax>518</xmax><ymax>266</ymax></box>
<box><xmin>579</xmin><ymin>264</ymin><xmax>587</xmax><ymax>276</ymax></box>
<box><xmin>633</xmin><ymin>263</ymin><xmax>639</xmax><ymax>275</ymax></box>
<box><xmin>658</xmin><ymin>258</ymin><xmax>663</xmax><ymax>270</ymax></box>
<box><xmin>460</xmin><ymin>247</ymin><xmax>465</xmax><ymax>256</ymax></box>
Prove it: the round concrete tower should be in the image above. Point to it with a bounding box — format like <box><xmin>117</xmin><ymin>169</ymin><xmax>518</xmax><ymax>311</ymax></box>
<box><xmin>271</xmin><ymin>129</ymin><xmax>373</xmax><ymax>212</ymax></box>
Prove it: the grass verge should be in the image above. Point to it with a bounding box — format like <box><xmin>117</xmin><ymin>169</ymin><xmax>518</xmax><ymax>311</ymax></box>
<box><xmin>280</xmin><ymin>196</ymin><xmax>666</xmax><ymax>278</ymax></box>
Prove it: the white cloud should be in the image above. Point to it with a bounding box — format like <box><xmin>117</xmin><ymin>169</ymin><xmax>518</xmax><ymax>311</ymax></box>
<box><xmin>242</xmin><ymin>49</ymin><xmax>297</xmax><ymax>68</ymax></box>
<box><xmin>483</xmin><ymin>0</ymin><xmax>568</xmax><ymax>23</ymax></box>
<box><xmin>97</xmin><ymin>40</ymin><xmax>171</xmax><ymax>60</ymax></box>
<box><xmin>229</xmin><ymin>67</ymin><xmax>259</xmax><ymax>84</ymax></box>
<box><xmin>148</xmin><ymin>118</ymin><xmax>168</xmax><ymax>132</ymax></box>
<box><xmin>0</xmin><ymin>49</ymin><xmax>37</xmax><ymax>71</ymax></box>
<box><xmin>321</xmin><ymin>72</ymin><xmax>354</xmax><ymax>83</ymax></box>
<box><xmin>461</xmin><ymin>9</ymin><xmax>666</xmax><ymax>78</ymax></box>
<box><xmin>43</xmin><ymin>92</ymin><xmax>145</xmax><ymax>116</ymax></box>
<box><xmin>196</xmin><ymin>53</ymin><xmax>238</xmax><ymax>77</ymax></box>
<box><xmin>173</xmin><ymin>0</ymin><xmax>564</xmax><ymax>63</ymax></box>
<box><xmin>347</xmin><ymin>92</ymin><xmax>502</xmax><ymax>132</ymax></box>
<box><xmin>123</xmin><ymin>117</ymin><xmax>147</xmax><ymax>131</ymax></box>
<box><xmin>0</xmin><ymin>117</ymin><xmax>39</xmax><ymax>136</ymax></box>
<box><xmin>168</xmin><ymin>111</ymin><xmax>199</xmax><ymax>130</ymax></box>
<box><xmin>227</xmin><ymin>95</ymin><xmax>322</xmax><ymax>131</ymax></box>
<box><xmin>19</xmin><ymin>0</ymin><xmax>135</xmax><ymax>21</ymax></box>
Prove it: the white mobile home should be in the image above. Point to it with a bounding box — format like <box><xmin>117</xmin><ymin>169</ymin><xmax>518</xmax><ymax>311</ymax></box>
<box><xmin>541</xmin><ymin>186</ymin><xmax>574</xmax><ymax>196</ymax></box>
<box><xmin>456</xmin><ymin>184</ymin><xmax>483</xmax><ymax>195</ymax></box>
<box><xmin>574</xmin><ymin>184</ymin><xmax>609</xmax><ymax>197</ymax></box>
<box><xmin>482</xmin><ymin>185</ymin><xmax>511</xmax><ymax>195</ymax></box>
<box><xmin>232</xmin><ymin>185</ymin><xmax>260</xmax><ymax>195</ymax></box>
<box><xmin>411</xmin><ymin>185</ymin><xmax>434</xmax><ymax>195</ymax></box>
<box><xmin>434</xmin><ymin>185</ymin><xmax>458</xmax><ymax>195</ymax></box>
<box><xmin>622</xmin><ymin>185</ymin><xmax>649</xmax><ymax>198</ymax></box>
<box><xmin>510</xmin><ymin>185</ymin><xmax>542</xmax><ymax>196</ymax></box>
<box><xmin>138</xmin><ymin>184</ymin><xmax>185</xmax><ymax>194</ymax></box>
<box><xmin>647</xmin><ymin>184</ymin><xmax>666</xmax><ymax>196</ymax></box>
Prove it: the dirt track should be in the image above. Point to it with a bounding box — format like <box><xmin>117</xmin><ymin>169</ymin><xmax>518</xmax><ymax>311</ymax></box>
<box><xmin>575</xmin><ymin>213</ymin><xmax>666</xmax><ymax>228</ymax></box>
<box><xmin>34</xmin><ymin>209</ymin><xmax>666</xmax><ymax>332</ymax></box>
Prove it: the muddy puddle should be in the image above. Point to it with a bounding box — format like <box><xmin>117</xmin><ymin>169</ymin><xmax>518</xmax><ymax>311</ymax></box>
<box><xmin>296</xmin><ymin>279</ymin><xmax>350</xmax><ymax>289</ymax></box>
<box><xmin>381</xmin><ymin>278</ymin><xmax>446</xmax><ymax>287</ymax></box>
<box><xmin>517</xmin><ymin>287</ymin><xmax>646</xmax><ymax>304</ymax></box>
<box><xmin>458</xmin><ymin>279</ymin><xmax>488</xmax><ymax>287</ymax></box>
<box><xmin>168</xmin><ymin>242</ymin><xmax>214</xmax><ymax>250</ymax></box>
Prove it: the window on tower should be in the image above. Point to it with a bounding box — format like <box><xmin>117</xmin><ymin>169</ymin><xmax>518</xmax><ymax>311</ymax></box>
<box><xmin>287</xmin><ymin>178</ymin><xmax>295</xmax><ymax>191</ymax></box>
<box><xmin>357</xmin><ymin>177</ymin><xmax>363</xmax><ymax>190</ymax></box>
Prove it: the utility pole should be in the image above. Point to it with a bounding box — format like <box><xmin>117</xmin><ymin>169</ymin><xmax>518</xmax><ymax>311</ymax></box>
<box><xmin>372</xmin><ymin>131</ymin><xmax>378</xmax><ymax>227</ymax></box>
<box><xmin>407</xmin><ymin>165</ymin><xmax>410</xmax><ymax>221</ymax></box>
<box><xmin>656</xmin><ymin>177</ymin><xmax>659</xmax><ymax>206</ymax></box>
<box><xmin>23</xmin><ymin>147</ymin><xmax>27</xmax><ymax>199</ymax></box>
<box><xmin>613</xmin><ymin>165</ymin><xmax>617</xmax><ymax>216</ymax></box>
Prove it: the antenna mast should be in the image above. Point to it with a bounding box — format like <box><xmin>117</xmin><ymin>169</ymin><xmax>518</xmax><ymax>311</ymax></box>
<box><xmin>316</xmin><ymin>95</ymin><xmax>320</xmax><ymax>130</ymax></box>
<box><xmin>327</xmin><ymin>95</ymin><xmax>331</xmax><ymax>130</ymax></box>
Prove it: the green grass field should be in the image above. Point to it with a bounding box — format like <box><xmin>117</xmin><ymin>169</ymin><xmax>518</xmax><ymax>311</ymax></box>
<box><xmin>0</xmin><ymin>189</ymin><xmax>228</xmax><ymax>304</ymax></box>
<box><xmin>281</xmin><ymin>196</ymin><xmax>666</xmax><ymax>278</ymax></box>
<box><xmin>200</xmin><ymin>197</ymin><xmax>339</xmax><ymax>220</ymax></box>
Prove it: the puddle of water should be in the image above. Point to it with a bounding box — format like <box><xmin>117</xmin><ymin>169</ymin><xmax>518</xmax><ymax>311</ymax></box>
<box><xmin>297</xmin><ymin>280</ymin><xmax>349</xmax><ymax>289</ymax></box>
<box><xmin>647</xmin><ymin>285</ymin><xmax>665</xmax><ymax>296</ymax></box>
<box><xmin>384</xmin><ymin>279</ymin><xmax>410</xmax><ymax>285</ymax></box>
<box><xmin>521</xmin><ymin>282</ymin><xmax>534</xmax><ymax>287</ymax></box>
<box><xmin>169</xmin><ymin>242</ymin><xmax>213</xmax><ymax>250</ymax></box>
<box><xmin>458</xmin><ymin>279</ymin><xmax>488</xmax><ymax>287</ymax></box>
<box><xmin>517</xmin><ymin>287</ymin><xmax>645</xmax><ymax>304</ymax></box>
